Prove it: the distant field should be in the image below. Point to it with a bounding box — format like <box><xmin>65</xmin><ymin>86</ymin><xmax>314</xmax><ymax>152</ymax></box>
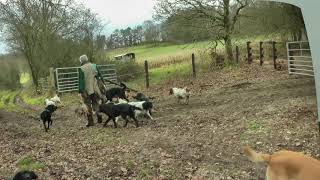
<box><xmin>105</xmin><ymin>41</ymin><xmax>213</xmax><ymax>63</ymax></box>
<box><xmin>105</xmin><ymin>34</ymin><xmax>277</xmax><ymax>64</ymax></box>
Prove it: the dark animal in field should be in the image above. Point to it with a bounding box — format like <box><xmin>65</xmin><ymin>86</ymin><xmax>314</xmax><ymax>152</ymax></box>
<box><xmin>40</xmin><ymin>104</ymin><xmax>57</xmax><ymax>132</ymax></box>
<box><xmin>105</xmin><ymin>83</ymin><xmax>129</xmax><ymax>102</ymax></box>
<box><xmin>99</xmin><ymin>103</ymin><xmax>142</xmax><ymax>128</ymax></box>
<box><xmin>132</xmin><ymin>92</ymin><xmax>155</xmax><ymax>102</ymax></box>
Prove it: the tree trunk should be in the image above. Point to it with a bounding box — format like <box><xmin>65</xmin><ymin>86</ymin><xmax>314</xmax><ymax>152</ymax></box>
<box><xmin>23</xmin><ymin>38</ymin><xmax>39</xmax><ymax>88</ymax></box>
<box><xmin>224</xmin><ymin>36</ymin><xmax>233</xmax><ymax>63</ymax></box>
<box><xmin>223</xmin><ymin>0</ymin><xmax>234</xmax><ymax>63</ymax></box>
<box><xmin>26</xmin><ymin>54</ymin><xmax>38</xmax><ymax>88</ymax></box>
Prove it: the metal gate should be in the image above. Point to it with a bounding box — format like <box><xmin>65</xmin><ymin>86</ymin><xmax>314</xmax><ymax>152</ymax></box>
<box><xmin>55</xmin><ymin>64</ymin><xmax>117</xmax><ymax>93</ymax></box>
<box><xmin>286</xmin><ymin>41</ymin><xmax>314</xmax><ymax>76</ymax></box>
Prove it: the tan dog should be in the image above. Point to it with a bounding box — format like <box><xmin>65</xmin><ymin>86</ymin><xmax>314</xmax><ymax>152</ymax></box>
<box><xmin>75</xmin><ymin>103</ymin><xmax>89</xmax><ymax>120</ymax></box>
<box><xmin>243</xmin><ymin>146</ymin><xmax>320</xmax><ymax>180</ymax></box>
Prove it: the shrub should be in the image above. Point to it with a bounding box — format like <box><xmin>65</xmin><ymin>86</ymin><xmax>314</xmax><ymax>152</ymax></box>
<box><xmin>108</xmin><ymin>60</ymin><xmax>144</xmax><ymax>82</ymax></box>
<box><xmin>0</xmin><ymin>60</ymin><xmax>21</xmax><ymax>90</ymax></box>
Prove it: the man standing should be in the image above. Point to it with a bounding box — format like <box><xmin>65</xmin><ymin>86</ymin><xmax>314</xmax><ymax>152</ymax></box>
<box><xmin>78</xmin><ymin>55</ymin><xmax>106</xmax><ymax>127</ymax></box>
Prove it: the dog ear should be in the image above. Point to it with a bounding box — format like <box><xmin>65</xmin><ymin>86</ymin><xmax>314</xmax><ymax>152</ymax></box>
<box><xmin>169</xmin><ymin>88</ymin><xmax>173</xmax><ymax>95</ymax></box>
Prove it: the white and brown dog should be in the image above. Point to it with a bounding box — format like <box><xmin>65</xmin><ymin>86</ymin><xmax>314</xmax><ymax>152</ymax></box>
<box><xmin>244</xmin><ymin>146</ymin><xmax>320</xmax><ymax>180</ymax></box>
<box><xmin>169</xmin><ymin>87</ymin><xmax>190</xmax><ymax>104</ymax></box>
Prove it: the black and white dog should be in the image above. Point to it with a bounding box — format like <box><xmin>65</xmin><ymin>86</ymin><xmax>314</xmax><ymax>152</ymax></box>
<box><xmin>99</xmin><ymin>103</ymin><xmax>142</xmax><ymax>128</ymax></box>
<box><xmin>128</xmin><ymin>101</ymin><xmax>154</xmax><ymax>120</ymax></box>
<box><xmin>105</xmin><ymin>83</ymin><xmax>129</xmax><ymax>102</ymax></box>
<box><xmin>13</xmin><ymin>170</ymin><xmax>38</xmax><ymax>180</ymax></box>
<box><xmin>40</xmin><ymin>104</ymin><xmax>57</xmax><ymax>132</ymax></box>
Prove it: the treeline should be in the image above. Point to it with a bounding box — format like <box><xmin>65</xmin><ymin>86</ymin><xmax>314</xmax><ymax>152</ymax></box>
<box><xmin>106</xmin><ymin>1</ymin><xmax>306</xmax><ymax>61</ymax></box>
<box><xmin>106</xmin><ymin>20</ymin><xmax>162</xmax><ymax>49</ymax></box>
<box><xmin>0</xmin><ymin>0</ymin><xmax>106</xmax><ymax>88</ymax></box>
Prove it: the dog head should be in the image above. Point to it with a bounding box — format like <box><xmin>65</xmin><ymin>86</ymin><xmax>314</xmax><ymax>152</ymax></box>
<box><xmin>51</xmin><ymin>94</ymin><xmax>61</xmax><ymax>103</ymax></box>
<box><xmin>13</xmin><ymin>170</ymin><xmax>38</xmax><ymax>180</ymax></box>
<box><xmin>142</xmin><ymin>101</ymin><xmax>153</xmax><ymax>109</ymax></box>
<box><xmin>46</xmin><ymin>104</ymin><xmax>57</xmax><ymax>113</ymax></box>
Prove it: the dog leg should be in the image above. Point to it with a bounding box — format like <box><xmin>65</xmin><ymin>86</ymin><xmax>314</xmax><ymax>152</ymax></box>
<box><xmin>146</xmin><ymin>110</ymin><xmax>153</xmax><ymax>120</ymax></box>
<box><xmin>185</xmin><ymin>96</ymin><xmax>189</xmax><ymax>105</ymax></box>
<box><xmin>123</xmin><ymin>116</ymin><xmax>129</xmax><ymax>127</ymax></box>
<box><xmin>112</xmin><ymin>117</ymin><xmax>118</xmax><ymax>128</ymax></box>
<box><xmin>47</xmin><ymin>120</ymin><xmax>50</xmax><ymax>131</ymax></box>
<box><xmin>97</xmin><ymin>113</ymin><xmax>102</xmax><ymax>123</ymax></box>
<box><xmin>132</xmin><ymin>116</ymin><xmax>139</xmax><ymax>127</ymax></box>
<box><xmin>103</xmin><ymin>117</ymin><xmax>112</xmax><ymax>127</ymax></box>
<box><xmin>43</xmin><ymin>121</ymin><xmax>47</xmax><ymax>132</ymax></box>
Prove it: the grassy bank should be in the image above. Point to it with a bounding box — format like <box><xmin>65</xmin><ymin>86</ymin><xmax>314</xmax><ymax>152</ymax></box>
<box><xmin>0</xmin><ymin>90</ymin><xmax>19</xmax><ymax>111</ymax></box>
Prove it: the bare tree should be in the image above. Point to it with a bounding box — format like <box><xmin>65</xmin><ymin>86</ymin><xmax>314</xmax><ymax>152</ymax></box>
<box><xmin>155</xmin><ymin>0</ymin><xmax>250</xmax><ymax>63</ymax></box>
<box><xmin>0</xmin><ymin>0</ymin><xmax>103</xmax><ymax>87</ymax></box>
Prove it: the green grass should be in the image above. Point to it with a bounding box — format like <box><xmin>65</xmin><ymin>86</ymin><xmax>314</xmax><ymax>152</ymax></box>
<box><xmin>105</xmin><ymin>34</ymin><xmax>276</xmax><ymax>65</ymax></box>
<box><xmin>126</xmin><ymin>63</ymin><xmax>192</xmax><ymax>89</ymax></box>
<box><xmin>16</xmin><ymin>155</ymin><xmax>45</xmax><ymax>171</ymax></box>
<box><xmin>0</xmin><ymin>90</ymin><xmax>19</xmax><ymax>111</ymax></box>
<box><xmin>247</xmin><ymin>119</ymin><xmax>264</xmax><ymax>132</ymax></box>
<box><xmin>106</xmin><ymin>41</ymin><xmax>213</xmax><ymax>64</ymax></box>
<box><xmin>20</xmin><ymin>85</ymin><xmax>46</xmax><ymax>106</ymax></box>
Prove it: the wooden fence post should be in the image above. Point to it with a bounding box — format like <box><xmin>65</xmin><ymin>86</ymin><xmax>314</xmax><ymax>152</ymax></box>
<box><xmin>192</xmin><ymin>53</ymin><xmax>196</xmax><ymax>78</ymax></box>
<box><xmin>247</xmin><ymin>41</ymin><xmax>253</xmax><ymax>64</ymax></box>
<box><xmin>272</xmin><ymin>41</ymin><xmax>277</xmax><ymax>69</ymax></box>
<box><xmin>236</xmin><ymin>46</ymin><xmax>239</xmax><ymax>64</ymax></box>
<box><xmin>259</xmin><ymin>41</ymin><xmax>264</xmax><ymax>66</ymax></box>
<box><xmin>144</xmin><ymin>60</ymin><xmax>149</xmax><ymax>89</ymax></box>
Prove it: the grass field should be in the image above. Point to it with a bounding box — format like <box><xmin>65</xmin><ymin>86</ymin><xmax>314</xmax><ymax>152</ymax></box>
<box><xmin>105</xmin><ymin>34</ymin><xmax>278</xmax><ymax>64</ymax></box>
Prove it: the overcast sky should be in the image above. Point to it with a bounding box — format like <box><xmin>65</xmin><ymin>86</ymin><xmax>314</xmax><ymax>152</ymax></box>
<box><xmin>0</xmin><ymin>0</ymin><xmax>157</xmax><ymax>54</ymax></box>
<box><xmin>79</xmin><ymin>0</ymin><xmax>156</xmax><ymax>33</ymax></box>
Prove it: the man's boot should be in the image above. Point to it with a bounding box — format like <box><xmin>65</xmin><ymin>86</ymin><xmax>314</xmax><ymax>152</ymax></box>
<box><xmin>86</xmin><ymin>114</ymin><xmax>94</xmax><ymax>127</ymax></box>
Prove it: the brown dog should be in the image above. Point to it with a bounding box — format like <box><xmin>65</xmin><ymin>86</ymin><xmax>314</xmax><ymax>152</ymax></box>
<box><xmin>75</xmin><ymin>103</ymin><xmax>89</xmax><ymax>120</ymax></box>
<box><xmin>243</xmin><ymin>146</ymin><xmax>320</xmax><ymax>180</ymax></box>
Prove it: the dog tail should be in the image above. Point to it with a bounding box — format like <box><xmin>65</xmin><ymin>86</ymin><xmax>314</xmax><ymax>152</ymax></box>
<box><xmin>243</xmin><ymin>146</ymin><xmax>271</xmax><ymax>164</ymax></box>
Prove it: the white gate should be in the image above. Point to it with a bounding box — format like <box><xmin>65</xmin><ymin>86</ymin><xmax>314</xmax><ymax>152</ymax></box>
<box><xmin>286</xmin><ymin>41</ymin><xmax>314</xmax><ymax>76</ymax></box>
<box><xmin>55</xmin><ymin>64</ymin><xmax>117</xmax><ymax>93</ymax></box>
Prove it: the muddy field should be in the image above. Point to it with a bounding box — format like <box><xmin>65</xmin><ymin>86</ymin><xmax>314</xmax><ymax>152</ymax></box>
<box><xmin>0</xmin><ymin>65</ymin><xmax>319</xmax><ymax>179</ymax></box>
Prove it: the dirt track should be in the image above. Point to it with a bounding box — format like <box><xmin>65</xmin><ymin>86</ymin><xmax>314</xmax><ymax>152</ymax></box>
<box><xmin>0</xmin><ymin>66</ymin><xmax>318</xmax><ymax>179</ymax></box>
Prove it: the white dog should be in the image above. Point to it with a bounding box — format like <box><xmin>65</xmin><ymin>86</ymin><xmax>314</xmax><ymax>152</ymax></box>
<box><xmin>169</xmin><ymin>87</ymin><xmax>190</xmax><ymax>104</ymax></box>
